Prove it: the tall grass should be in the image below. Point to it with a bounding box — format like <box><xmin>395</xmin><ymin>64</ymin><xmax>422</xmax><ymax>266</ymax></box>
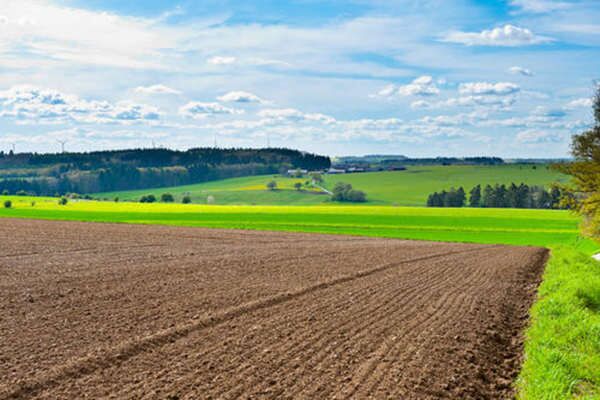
<box><xmin>517</xmin><ymin>246</ymin><xmax>600</xmax><ymax>399</ymax></box>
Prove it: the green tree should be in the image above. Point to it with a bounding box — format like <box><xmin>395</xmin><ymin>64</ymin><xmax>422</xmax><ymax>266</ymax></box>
<box><xmin>266</xmin><ymin>180</ymin><xmax>277</xmax><ymax>190</ymax></box>
<box><xmin>161</xmin><ymin>193</ymin><xmax>175</xmax><ymax>202</ymax></box>
<box><xmin>482</xmin><ymin>184</ymin><xmax>495</xmax><ymax>208</ymax></box>
<box><xmin>469</xmin><ymin>185</ymin><xmax>481</xmax><ymax>207</ymax></box>
<box><xmin>182</xmin><ymin>195</ymin><xmax>192</xmax><ymax>204</ymax></box>
<box><xmin>309</xmin><ymin>172</ymin><xmax>323</xmax><ymax>184</ymax></box>
<box><xmin>293</xmin><ymin>182</ymin><xmax>303</xmax><ymax>191</ymax></box>
<box><xmin>554</xmin><ymin>85</ymin><xmax>600</xmax><ymax>241</ymax></box>
<box><xmin>3</xmin><ymin>200</ymin><xmax>11</xmax><ymax>208</ymax></box>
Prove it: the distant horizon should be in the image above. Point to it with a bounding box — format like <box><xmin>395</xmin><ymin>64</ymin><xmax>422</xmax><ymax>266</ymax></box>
<box><xmin>0</xmin><ymin>145</ymin><xmax>573</xmax><ymax>161</ymax></box>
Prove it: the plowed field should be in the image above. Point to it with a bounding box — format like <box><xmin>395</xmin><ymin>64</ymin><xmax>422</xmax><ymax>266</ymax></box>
<box><xmin>0</xmin><ymin>219</ymin><xmax>547</xmax><ymax>399</ymax></box>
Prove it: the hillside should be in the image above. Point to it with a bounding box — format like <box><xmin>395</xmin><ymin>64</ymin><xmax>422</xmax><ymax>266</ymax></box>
<box><xmin>98</xmin><ymin>164</ymin><xmax>567</xmax><ymax>206</ymax></box>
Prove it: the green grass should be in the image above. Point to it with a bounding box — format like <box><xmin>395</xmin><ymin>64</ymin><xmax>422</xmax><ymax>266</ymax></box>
<box><xmin>1</xmin><ymin>193</ymin><xmax>598</xmax><ymax>399</ymax></box>
<box><xmin>517</xmin><ymin>246</ymin><xmax>600</xmax><ymax>399</ymax></box>
<box><xmin>0</xmin><ymin>195</ymin><xmax>596</xmax><ymax>253</ymax></box>
<box><xmin>97</xmin><ymin>164</ymin><xmax>567</xmax><ymax>206</ymax></box>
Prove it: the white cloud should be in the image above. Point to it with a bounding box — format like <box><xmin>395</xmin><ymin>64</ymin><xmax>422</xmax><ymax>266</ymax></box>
<box><xmin>217</xmin><ymin>91</ymin><xmax>265</xmax><ymax>104</ymax></box>
<box><xmin>0</xmin><ymin>85</ymin><xmax>160</xmax><ymax>124</ymax></box>
<box><xmin>459</xmin><ymin>82</ymin><xmax>520</xmax><ymax>96</ymax></box>
<box><xmin>257</xmin><ymin>108</ymin><xmax>336</xmax><ymax>124</ymax></box>
<box><xmin>565</xmin><ymin>97</ymin><xmax>593</xmax><ymax>109</ymax></box>
<box><xmin>442</xmin><ymin>24</ymin><xmax>552</xmax><ymax>46</ymax></box>
<box><xmin>516</xmin><ymin>129</ymin><xmax>564</xmax><ymax>143</ymax></box>
<box><xmin>411</xmin><ymin>100</ymin><xmax>432</xmax><ymax>109</ymax></box>
<box><xmin>508</xmin><ymin>66</ymin><xmax>533</xmax><ymax>76</ymax></box>
<box><xmin>510</xmin><ymin>0</ymin><xmax>571</xmax><ymax>13</ymax></box>
<box><xmin>397</xmin><ymin>75</ymin><xmax>440</xmax><ymax>96</ymax></box>
<box><xmin>179</xmin><ymin>102</ymin><xmax>243</xmax><ymax>119</ymax></box>
<box><xmin>375</xmin><ymin>76</ymin><xmax>440</xmax><ymax>98</ymax></box>
<box><xmin>134</xmin><ymin>84</ymin><xmax>181</xmax><ymax>95</ymax></box>
<box><xmin>207</xmin><ymin>56</ymin><xmax>237</xmax><ymax>65</ymax></box>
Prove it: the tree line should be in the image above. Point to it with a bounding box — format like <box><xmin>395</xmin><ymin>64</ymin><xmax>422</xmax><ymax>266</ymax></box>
<box><xmin>0</xmin><ymin>148</ymin><xmax>331</xmax><ymax>196</ymax></box>
<box><xmin>426</xmin><ymin>183</ymin><xmax>566</xmax><ymax>209</ymax></box>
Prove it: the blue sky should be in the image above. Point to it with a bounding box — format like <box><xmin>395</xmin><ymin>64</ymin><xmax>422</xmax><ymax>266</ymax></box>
<box><xmin>0</xmin><ymin>0</ymin><xmax>598</xmax><ymax>157</ymax></box>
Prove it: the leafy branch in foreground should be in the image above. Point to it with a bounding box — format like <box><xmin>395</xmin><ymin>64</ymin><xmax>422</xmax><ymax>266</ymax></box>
<box><xmin>553</xmin><ymin>84</ymin><xmax>600</xmax><ymax>242</ymax></box>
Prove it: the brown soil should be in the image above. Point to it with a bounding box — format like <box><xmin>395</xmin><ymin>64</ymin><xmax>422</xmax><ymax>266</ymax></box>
<box><xmin>0</xmin><ymin>218</ymin><xmax>547</xmax><ymax>399</ymax></box>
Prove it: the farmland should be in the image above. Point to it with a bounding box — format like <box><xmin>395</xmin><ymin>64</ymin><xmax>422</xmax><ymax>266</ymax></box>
<box><xmin>1</xmin><ymin>193</ymin><xmax>598</xmax><ymax>399</ymax></box>
<box><xmin>0</xmin><ymin>219</ymin><xmax>547</xmax><ymax>399</ymax></box>
<box><xmin>98</xmin><ymin>164</ymin><xmax>567</xmax><ymax>206</ymax></box>
<box><xmin>0</xmin><ymin>195</ymin><xmax>595</xmax><ymax>252</ymax></box>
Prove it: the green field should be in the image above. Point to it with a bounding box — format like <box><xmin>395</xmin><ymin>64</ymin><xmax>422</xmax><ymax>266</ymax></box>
<box><xmin>1</xmin><ymin>195</ymin><xmax>596</xmax><ymax>254</ymax></box>
<box><xmin>97</xmin><ymin>164</ymin><xmax>567</xmax><ymax>206</ymax></box>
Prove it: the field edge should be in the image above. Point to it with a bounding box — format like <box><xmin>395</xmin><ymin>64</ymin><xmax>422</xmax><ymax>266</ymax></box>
<box><xmin>516</xmin><ymin>245</ymin><xmax>600</xmax><ymax>399</ymax></box>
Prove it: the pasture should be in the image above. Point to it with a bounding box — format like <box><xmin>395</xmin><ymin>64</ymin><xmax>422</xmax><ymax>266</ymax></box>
<box><xmin>97</xmin><ymin>164</ymin><xmax>567</xmax><ymax>206</ymax></box>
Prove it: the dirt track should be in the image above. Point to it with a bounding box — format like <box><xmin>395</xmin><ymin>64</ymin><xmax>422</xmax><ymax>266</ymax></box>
<box><xmin>0</xmin><ymin>218</ymin><xmax>547</xmax><ymax>399</ymax></box>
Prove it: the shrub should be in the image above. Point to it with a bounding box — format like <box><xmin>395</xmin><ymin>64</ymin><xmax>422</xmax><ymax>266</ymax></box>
<box><xmin>294</xmin><ymin>182</ymin><xmax>303</xmax><ymax>191</ymax></box>
<box><xmin>266</xmin><ymin>180</ymin><xmax>277</xmax><ymax>190</ymax></box>
<box><xmin>114</xmin><ymin>197</ymin><xmax>119</xmax><ymax>202</ymax></box>
<box><xmin>161</xmin><ymin>193</ymin><xmax>174</xmax><ymax>203</ymax></box>
<box><xmin>3</xmin><ymin>200</ymin><xmax>11</xmax><ymax>208</ymax></box>
<box><xmin>58</xmin><ymin>197</ymin><xmax>68</xmax><ymax>206</ymax></box>
<box><xmin>140</xmin><ymin>194</ymin><xmax>156</xmax><ymax>203</ymax></box>
<box><xmin>2</xmin><ymin>190</ymin><xmax>8</xmax><ymax>195</ymax></box>
<box><xmin>182</xmin><ymin>195</ymin><xmax>192</xmax><ymax>204</ymax></box>
<box><xmin>331</xmin><ymin>182</ymin><xmax>367</xmax><ymax>203</ymax></box>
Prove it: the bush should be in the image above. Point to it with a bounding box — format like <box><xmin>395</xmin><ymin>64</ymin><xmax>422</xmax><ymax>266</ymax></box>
<box><xmin>294</xmin><ymin>182</ymin><xmax>303</xmax><ymax>191</ymax></box>
<box><xmin>114</xmin><ymin>197</ymin><xmax>119</xmax><ymax>202</ymax></box>
<box><xmin>2</xmin><ymin>190</ymin><xmax>9</xmax><ymax>195</ymax></box>
<box><xmin>331</xmin><ymin>182</ymin><xmax>367</xmax><ymax>203</ymax></box>
<box><xmin>58</xmin><ymin>197</ymin><xmax>68</xmax><ymax>206</ymax></box>
<box><xmin>266</xmin><ymin>180</ymin><xmax>277</xmax><ymax>190</ymax></box>
<box><xmin>182</xmin><ymin>195</ymin><xmax>192</xmax><ymax>204</ymax></box>
<box><xmin>161</xmin><ymin>193</ymin><xmax>174</xmax><ymax>203</ymax></box>
<box><xmin>139</xmin><ymin>194</ymin><xmax>156</xmax><ymax>203</ymax></box>
<box><xmin>3</xmin><ymin>200</ymin><xmax>11</xmax><ymax>208</ymax></box>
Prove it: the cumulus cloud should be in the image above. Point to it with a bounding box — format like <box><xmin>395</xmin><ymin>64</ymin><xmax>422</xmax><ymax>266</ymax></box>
<box><xmin>397</xmin><ymin>76</ymin><xmax>440</xmax><ymax>96</ymax></box>
<box><xmin>565</xmin><ymin>97</ymin><xmax>593</xmax><ymax>109</ymax></box>
<box><xmin>459</xmin><ymin>82</ymin><xmax>520</xmax><ymax>96</ymax></box>
<box><xmin>375</xmin><ymin>76</ymin><xmax>440</xmax><ymax>98</ymax></box>
<box><xmin>508</xmin><ymin>66</ymin><xmax>533</xmax><ymax>76</ymax></box>
<box><xmin>134</xmin><ymin>84</ymin><xmax>181</xmax><ymax>95</ymax></box>
<box><xmin>207</xmin><ymin>56</ymin><xmax>237</xmax><ymax>65</ymax></box>
<box><xmin>516</xmin><ymin>129</ymin><xmax>564</xmax><ymax>143</ymax></box>
<box><xmin>0</xmin><ymin>85</ymin><xmax>160</xmax><ymax>124</ymax></box>
<box><xmin>442</xmin><ymin>24</ymin><xmax>552</xmax><ymax>46</ymax></box>
<box><xmin>217</xmin><ymin>91</ymin><xmax>265</xmax><ymax>104</ymax></box>
<box><xmin>179</xmin><ymin>102</ymin><xmax>243</xmax><ymax>119</ymax></box>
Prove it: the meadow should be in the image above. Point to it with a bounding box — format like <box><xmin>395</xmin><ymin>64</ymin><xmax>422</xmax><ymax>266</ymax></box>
<box><xmin>98</xmin><ymin>164</ymin><xmax>567</xmax><ymax>206</ymax></box>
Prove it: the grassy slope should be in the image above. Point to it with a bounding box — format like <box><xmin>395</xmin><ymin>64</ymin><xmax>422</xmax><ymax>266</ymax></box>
<box><xmin>97</xmin><ymin>164</ymin><xmax>566</xmax><ymax>206</ymax></box>
<box><xmin>517</xmin><ymin>246</ymin><xmax>600</xmax><ymax>399</ymax></box>
<box><xmin>322</xmin><ymin>164</ymin><xmax>567</xmax><ymax>205</ymax></box>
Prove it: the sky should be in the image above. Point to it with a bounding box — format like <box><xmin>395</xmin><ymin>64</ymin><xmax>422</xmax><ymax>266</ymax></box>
<box><xmin>0</xmin><ymin>0</ymin><xmax>598</xmax><ymax>157</ymax></box>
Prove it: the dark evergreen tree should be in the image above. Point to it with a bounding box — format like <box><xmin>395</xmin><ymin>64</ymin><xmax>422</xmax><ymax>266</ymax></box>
<box><xmin>469</xmin><ymin>184</ymin><xmax>481</xmax><ymax>207</ymax></box>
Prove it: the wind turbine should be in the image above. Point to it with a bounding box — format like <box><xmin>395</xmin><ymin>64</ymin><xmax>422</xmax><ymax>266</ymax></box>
<box><xmin>57</xmin><ymin>139</ymin><xmax>67</xmax><ymax>153</ymax></box>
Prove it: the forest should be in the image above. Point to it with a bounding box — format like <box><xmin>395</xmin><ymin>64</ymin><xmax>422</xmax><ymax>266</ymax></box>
<box><xmin>0</xmin><ymin>148</ymin><xmax>331</xmax><ymax>195</ymax></box>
